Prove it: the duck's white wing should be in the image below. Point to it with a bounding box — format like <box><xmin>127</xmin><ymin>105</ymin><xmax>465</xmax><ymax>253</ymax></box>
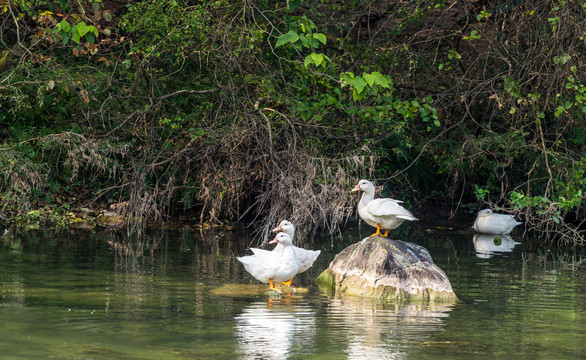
<box><xmin>366</xmin><ymin>199</ymin><xmax>417</xmax><ymax>220</ymax></box>
<box><xmin>294</xmin><ymin>248</ymin><xmax>320</xmax><ymax>273</ymax></box>
<box><xmin>249</xmin><ymin>248</ymin><xmax>281</xmax><ymax>268</ymax></box>
<box><xmin>237</xmin><ymin>248</ymin><xmax>281</xmax><ymax>283</ymax></box>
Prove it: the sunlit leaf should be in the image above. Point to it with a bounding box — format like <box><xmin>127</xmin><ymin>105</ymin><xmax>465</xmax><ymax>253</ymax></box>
<box><xmin>371</xmin><ymin>72</ymin><xmax>390</xmax><ymax>88</ymax></box>
<box><xmin>71</xmin><ymin>28</ymin><xmax>80</xmax><ymax>44</ymax></box>
<box><xmin>314</xmin><ymin>33</ymin><xmax>326</xmax><ymax>45</ymax></box>
<box><xmin>276</xmin><ymin>30</ymin><xmax>299</xmax><ymax>47</ymax></box>
<box><xmin>310</xmin><ymin>53</ymin><xmax>323</xmax><ymax>66</ymax></box>
<box><xmin>354</xmin><ymin>76</ymin><xmax>367</xmax><ymax>94</ymax></box>
<box><xmin>304</xmin><ymin>55</ymin><xmax>313</xmax><ymax>68</ymax></box>
<box><xmin>77</xmin><ymin>22</ymin><xmax>89</xmax><ymax>37</ymax></box>
<box><xmin>340</xmin><ymin>72</ymin><xmax>355</xmax><ymax>86</ymax></box>
<box><xmin>59</xmin><ymin>19</ymin><xmax>70</xmax><ymax>32</ymax></box>
<box><xmin>363</xmin><ymin>73</ymin><xmax>375</xmax><ymax>87</ymax></box>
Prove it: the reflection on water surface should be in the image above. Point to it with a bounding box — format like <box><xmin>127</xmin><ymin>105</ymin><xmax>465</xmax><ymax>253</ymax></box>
<box><xmin>0</xmin><ymin>223</ymin><xmax>584</xmax><ymax>359</ymax></box>
<box><xmin>235</xmin><ymin>297</ymin><xmax>317</xmax><ymax>359</ymax></box>
<box><xmin>473</xmin><ymin>233</ymin><xmax>521</xmax><ymax>258</ymax></box>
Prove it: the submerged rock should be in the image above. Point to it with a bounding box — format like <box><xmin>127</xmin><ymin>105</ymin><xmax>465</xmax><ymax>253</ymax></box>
<box><xmin>96</xmin><ymin>210</ymin><xmax>123</xmax><ymax>227</ymax></box>
<box><xmin>316</xmin><ymin>236</ymin><xmax>457</xmax><ymax>301</ymax></box>
<box><xmin>211</xmin><ymin>284</ymin><xmax>308</xmax><ymax>297</ymax></box>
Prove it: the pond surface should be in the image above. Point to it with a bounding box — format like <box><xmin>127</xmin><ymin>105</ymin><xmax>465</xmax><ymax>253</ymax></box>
<box><xmin>0</xmin><ymin>217</ymin><xmax>585</xmax><ymax>359</ymax></box>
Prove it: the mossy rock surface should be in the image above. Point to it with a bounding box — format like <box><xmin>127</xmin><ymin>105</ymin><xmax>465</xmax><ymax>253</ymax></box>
<box><xmin>211</xmin><ymin>284</ymin><xmax>308</xmax><ymax>297</ymax></box>
<box><xmin>316</xmin><ymin>236</ymin><xmax>457</xmax><ymax>302</ymax></box>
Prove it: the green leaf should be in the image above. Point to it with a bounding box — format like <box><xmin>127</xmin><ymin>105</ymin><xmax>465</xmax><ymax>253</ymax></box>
<box><xmin>314</xmin><ymin>33</ymin><xmax>326</xmax><ymax>45</ymax></box>
<box><xmin>371</xmin><ymin>72</ymin><xmax>390</xmax><ymax>88</ymax></box>
<box><xmin>363</xmin><ymin>73</ymin><xmax>375</xmax><ymax>87</ymax></box>
<box><xmin>310</xmin><ymin>53</ymin><xmax>323</xmax><ymax>66</ymax></box>
<box><xmin>62</xmin><ymin>33</ymin><xmax>70</xmax><ymax>45</ymax></box>
<box><xmin>354</xmin><ymin>76</ymin><xmax>367</xmax><ymax>94</ymax></box>
<box><xmin>77</xmin><ymin>22</ymin><xmax>89</xmax><ymax>37</ymax></box>
<box><xmin>86</xmin><ymin>33</ymin><xmax>95</xmax><ymax>46</ymax></box>
<box><xmin>553</xmin><ymin>215</ymin><xmax>560</xmax><ymax>224</ymax></box>
<box><xmin>276</xmin><ymin>30</ymin><xmax>299</xmax><ymax>47</ymax></box>
<box><xmin>299</xmin><ymin>34</ymin><xmax>310</xmax><ymax>48</ymax></box>
<box><xmin>340</xmin><ymin>72</ymin><xmax>355</xmax><ymax>86</ymax></box>
<box><xmin>244</xmin><ymin>74</ymin><xmax>257</xmax><ymax>84</ymax></box>
<box><xmin>287</xmin><ymin>0</ymin><xmax>300</xmax><ymax>11</ymax></box>
<box><xmin>60</xmin><ymin>20</ymin><xmax>71</xmax><ymax>32</ymax></box>
<box><xmin>71</xmin><ymin>28</ymin><xmax>81</xmax><ymax>44</ymax></box>
<box><xmin>89</xmin><ymin>25</ymin><xmax>98</xmax><ymax>37</ymax></box>
<box><xmin>304</xmin><ymin>55</ymin><xmax>313</xmax><ymax>68</ymax></box>
<box><xmin>309</xmin><ymin>36</ymin><xmax>319</xmax><ymax>48</ymax></box>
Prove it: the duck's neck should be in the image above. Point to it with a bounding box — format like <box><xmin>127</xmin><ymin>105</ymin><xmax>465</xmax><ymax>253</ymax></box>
<box><xmin>280</xmin><ymin>245</ymin><xmax>297</xmax><ymax>263</ymax></box>
<box><xmin>360</xmin><ymin>191</ymin><xmax>374</xmax><ymax>206</ymax></box>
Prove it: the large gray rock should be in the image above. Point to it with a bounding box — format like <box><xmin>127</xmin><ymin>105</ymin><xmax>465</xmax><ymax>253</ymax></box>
<box><xmin>316</xmin><ymin>236</ymin><xmax>457</xmax><ymax>301</ymax></box>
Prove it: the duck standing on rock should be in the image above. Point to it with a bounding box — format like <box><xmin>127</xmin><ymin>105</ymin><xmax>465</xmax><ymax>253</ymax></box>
<box><xmin>272</xmin><ymin>220</ymin><xmax>321</xmax><ymax>287</ymax></box>
<box><xmin>237</xmin><ymin>233</ymin><xmax>300</xmax><ymax>293</ymax></box>
<box><xmin>473</xmin><ymin>209</ymin><xmax>522</xmax><ymax>235</ymax></box>
<box><xmin>352</xmin><ymin>179</ymin><xmax>418</xmax><ymax>237</ymax></box>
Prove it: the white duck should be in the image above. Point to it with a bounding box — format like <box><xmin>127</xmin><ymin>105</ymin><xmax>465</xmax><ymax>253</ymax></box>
<box><xmin>473</xmin><ymin>209</ymin><xmax>522</xmax><ymax>235</ymax></box>
<box><xmin>352</xmin><ymin>179</ymin><xmax>418</xmax><ymax>237</ymax></box>
<box><xmin>272</xmin><ymin>220</ymin><xmax>321</xmax><ymax>286</ymax></box>
<box><xmin>237</xmin><ymin>232</ymin><xmax>300</xmax><ymax>293</ymax></box>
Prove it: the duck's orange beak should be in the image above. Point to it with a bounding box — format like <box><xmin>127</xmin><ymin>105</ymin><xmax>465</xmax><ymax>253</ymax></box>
<box><xmin>351</xmin><ymin>184</ymin><xmax>361</xmax><ymax>192</ymax></box>
<box><xmin>272</xmin><ymin>225</ymin><xmax>282</xmax><ymax>232</ymax></box>
<box><xmin>269</xmin><ymin>235</ymin><xmax>279</xmax><ymax>244</ymax></box>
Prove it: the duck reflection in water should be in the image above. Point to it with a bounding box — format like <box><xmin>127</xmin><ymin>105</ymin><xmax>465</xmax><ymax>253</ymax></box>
<box><xmin>327</xmin><ymin>298</ymin><xmax>453</xmax><ymax>360</ymax></box>
<box><xmin>473</xmin><ymin>233</ymin><xmax>520</xmax><ymax>258</ymax></box>
<box><xmin>234</xmin><ymin>297</ymin><xmax>317</xmax><ymax>359</ymax></box>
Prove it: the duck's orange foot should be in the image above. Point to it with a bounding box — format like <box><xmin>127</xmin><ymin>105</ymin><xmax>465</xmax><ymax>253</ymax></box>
<box><xmin>269</xmin><ymin>279</ymin><xmax>282</xmax><ymax>294</ymax></box>
<box><xmin>369</xmin><ymin>224</ymin><xmax>383</xmax><ymax>238</ymax></box>
<box><xmin>281</xmin><ymin>276</ymin><xmax>295</xmax><ymax>287</ymax></box>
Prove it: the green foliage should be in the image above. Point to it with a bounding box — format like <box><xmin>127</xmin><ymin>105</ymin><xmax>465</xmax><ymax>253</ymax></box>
<box><xmin>474</xmin><ymin>185</ymin><xmax>490</xmax><ymax>202</ymax></box>
<box><xmin>276</xmin><ymin>16</ymin><xmax>331</xmax><ymax>71</ymax></box>
<box><xmin>54</xmin><ymin>20</ymin><xmax>99</xmax><ymax>46</ymax></box>
<box><xmin>0</xmin><ymin>0</ymin><xmax>584</xmax><ymax>243</ymax></box>
<box><xmin>340</xmin><ymin>71</ymin><xmax>392</xmax><ymax>101</ymax></box>
<box><xmin>462</xmin><ymin>30</ymin><xmax>481</xmax><ymax>41</ymax></box>
<box><xmin>476</xmin><ymin>10</ymin><xmax>491</xmax><ymax>21</ymax></box>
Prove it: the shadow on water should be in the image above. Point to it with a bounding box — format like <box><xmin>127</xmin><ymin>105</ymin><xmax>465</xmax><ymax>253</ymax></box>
<box><xmin>0</xmin><ymin>216</ymin><xmax>585</xmax><ymax>359</ymax></box>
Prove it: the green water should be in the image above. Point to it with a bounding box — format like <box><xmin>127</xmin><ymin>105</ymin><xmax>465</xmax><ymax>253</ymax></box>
<box><xmin>0</xmin><ymin>224</ymin><xmax>584</xmax><ymax>359</ymax></box>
